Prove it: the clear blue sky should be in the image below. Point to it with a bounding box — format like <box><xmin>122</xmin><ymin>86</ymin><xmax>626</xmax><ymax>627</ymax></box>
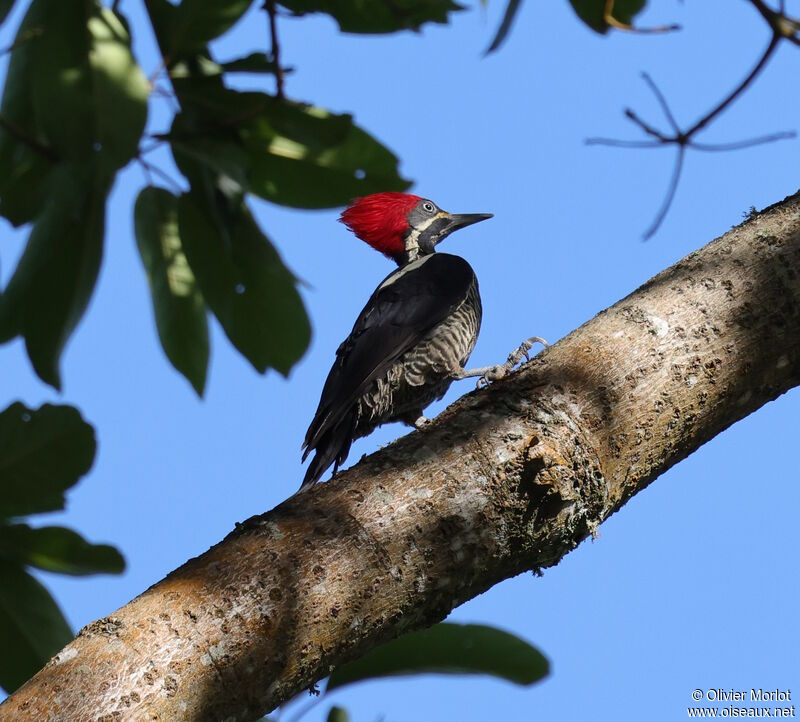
<box><xmin>1</xmin><ymin>1</ymin><xmax>798</xmax><ymax>720</ymax></box>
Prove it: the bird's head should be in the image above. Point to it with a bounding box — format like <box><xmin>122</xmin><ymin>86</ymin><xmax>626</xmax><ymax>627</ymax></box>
<box><xmin>340</xmin><ymin>192</ymin><xmax>492</xmax><ymax>265</ymax></box>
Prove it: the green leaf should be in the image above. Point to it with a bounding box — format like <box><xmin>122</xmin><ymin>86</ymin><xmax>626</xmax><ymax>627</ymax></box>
<box><xmin>0</xmin><ymin>403</ymin><xmax>96</xmax><ymax>519</ymax></box>
<box><xmin>177</xmin><ymin>189</ymin><xmax>310</xmax><ymax>375</ymax></box>
<box><xmin>28</xmin><ymin>0</ymin><xmax>94</xmax><ymax>161</ymax></box>
<box><xmin>87</xmin><ymin>7</ymin><xmax>151</xmax><ymax>172</ymax></box>
<box><xmin>0</xmin><ymin>1</ymin><xmax>146</xmax><ymax>233</ymax></box>
<box><xmin>0</xmin><ymin>4</ymin><xmax>54</xmax><ymax>226</ymax></box>
<box><xmin>277</xmin><ymin>0</ymin><xmax>463</xmax><ymax>34</ymax></box>
<box><xmin>0</xmin><ymin>164</ymin><xmax>107</xmax><ymax>389</ymax></box>
<box><xmin>143</xmin><ymin>0</ymin><xmax>177</xmax><ymax>54</ymax></box>
<box><xmin>169</xmin><ymin>53</ymin><xmax>228</xmax><ymax>79</ymax></box>
<box><xmin>168</xmin><ymin>52</ymin><xmax>291</xmax><ymax>79</ymax></box>
<box><xmin>30</xmin><ymin>2</ymin><xmax>147</xmax><ymax>168</ymax></box>
<box><xmin>220</xmin><ymin>52</ymin><xmax>291</xmax><ymax>75</ymax></box>
<box><xmin>146</xmin><ymin>0</ymin><xmax>255</xmax><ymax>58</ymax></box>
<box><xmin>0</xmin><ymin>132</ymin><xmax>53</xmax><ymax>228</ymax></box>
<box><xmin>162</xmin><ymin>73</ymin><xmax>313</xmax><ymax>377</ymax></box>
<box><xmin>0</xmin><ymin>524</ymin><xmax>124</xmax><ymax>576</ymax></box>
<box><xmin>327</xmin><ymin>706</ymin><xmax>350</xmax><ymax>722</ymax></box>
<box><xmin>245</xmin><ymin>102</ymin><xmax>412</xmax><ymax>208</ymax></box>
<box><xmin>569</xmin><ymin>0</ymin><xmax>646</xmax><ymax>34</ymax></box>
<box><xmin>134</xmin><ymin>186</ymin><xmax>210</xmax><ymax>396</ymax></box>
<box><xmin>0</xmin><ymin>3</ymin><xmax>145</xmax><ymax>227</ymax></box>
<box><xmin>178</xmin><ymin>0</ymin><xmax>255</xmax><ymax>52</ymax></box>
<box><xmin>0</xmin><ymin>559</ymin><xmax>72</xmax><ymax>693</ymax></box>
<box><xmin>327</xmin><ymin>623</ymin><xmax>550</xmax><ymax>690</ymax></box>
<box><xmin>171</xmin><ymin>132</ymin><xmax>251</xmax><ymax>191</ymax></box>
<box><xmin>170</xmin><ymin>84</ymin><xmax>412</xmax><ymax>208</ymax></box>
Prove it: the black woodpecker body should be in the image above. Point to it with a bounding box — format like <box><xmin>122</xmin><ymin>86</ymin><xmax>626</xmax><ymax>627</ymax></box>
<box><xmin>300</xmin><ymin>192</ymin><xmax>491</xmax><ymax>491</ymax></box>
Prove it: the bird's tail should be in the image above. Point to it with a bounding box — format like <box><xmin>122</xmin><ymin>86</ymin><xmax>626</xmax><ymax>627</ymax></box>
<box><xmin>297</xmin><ymin>410</ymin><xmax>356</xmax><ymax>493</ymax></box>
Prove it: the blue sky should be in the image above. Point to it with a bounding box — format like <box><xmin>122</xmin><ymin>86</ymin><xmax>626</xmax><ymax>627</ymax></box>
<box><xmin>1</xmin><ymin>1</ymin><xmax>798</xmax><ymax>720</ymax></box>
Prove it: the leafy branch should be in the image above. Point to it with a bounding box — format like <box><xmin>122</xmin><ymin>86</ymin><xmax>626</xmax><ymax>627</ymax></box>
<box><xmin>0</xmin><ymin>402</ymin><xmax>125</xmax><ymax>694</ymax></box>
<box><xmin>0</xmin><ymin>0</ymin><xmax>411</xmax><ymax>393</ymax></box>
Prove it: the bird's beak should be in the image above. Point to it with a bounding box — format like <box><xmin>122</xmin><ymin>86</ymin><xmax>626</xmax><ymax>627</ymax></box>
<box><xmin>435</xmin><ymin>212</ymin><xmax>493</xmax><ymax>245</ymax></box>
<box><xmin>444</xmin><ymin>212</ymin><xmax>493</xmax><ymax>234</ymax></box>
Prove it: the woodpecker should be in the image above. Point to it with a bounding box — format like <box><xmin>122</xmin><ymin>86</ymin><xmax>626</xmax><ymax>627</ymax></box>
<box><xmin>300</xmin><ymin>192</ymin><xmax>544</xmax><ymax>491</ymax></box>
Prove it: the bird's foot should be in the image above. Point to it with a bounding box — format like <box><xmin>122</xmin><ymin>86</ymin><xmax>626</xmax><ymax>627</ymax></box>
<box><xmin>454</xmin><ymin>336</ymin><xmax>548</xmax><ymax>388</ymax></box>
<box><xmin>401</xmin><ymin>412</ymin><xmax>431</xmax><ymax>430</ymax></box>
<box><xmin>474</xmin><ymin>364</ymin><xmax>509</xmax><ymax>389</ymax></box>
<box><xmin>475</xmin><ymin>336</ymin><xmax>549</xmax><ymax>388</ymax></box>
<box><xmin>507</xmin><ymin>335</ymin><xmax>549</xmax><ymax>367</ymax></box>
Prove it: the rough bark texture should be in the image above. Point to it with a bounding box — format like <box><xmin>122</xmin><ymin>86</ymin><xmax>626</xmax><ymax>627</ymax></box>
<box><xmin>3</xmin><ymin>192</ymin><xmax>800</xmax><ymax>722</ymax></box>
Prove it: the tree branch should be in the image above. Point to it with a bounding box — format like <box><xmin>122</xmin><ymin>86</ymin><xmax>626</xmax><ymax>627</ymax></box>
<box><xmin>685</xmin><ymin>33</ymin><xmax>780</xmax><ymax>137</ymax></box>
<box><xmin>592</xmin><ymin>70</ymin><xmax>794</xmax><ymax>239</ymax></box>
<box><xmin>748</xmin><ymin>0</ymin><xmax>800</xmax><ymax>45</ymax></box>
<box><xmin>642</xmin><ymin>144</ymin><xmax>684</xmax><ymax>240</ymax></box>
<box><xmin>588</xmin><ymin>0</ymin><xmax>800</xmax><ymax>239</ymax></box>
<box><xmin>265</xmin><ymin>0</ymin><xmax>285</xmax><ymax>100</ymax></box>
<box><xmin>4</xmin><ymin>190</ymin><xmax>800</xmax><ymax>721</ymax></box>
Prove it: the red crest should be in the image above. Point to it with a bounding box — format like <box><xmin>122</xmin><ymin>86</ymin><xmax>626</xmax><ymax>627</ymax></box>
<box><xmin>340</xmin><ymin>192</ymin><xmax>422</xmax><ymax>258</ymax></box>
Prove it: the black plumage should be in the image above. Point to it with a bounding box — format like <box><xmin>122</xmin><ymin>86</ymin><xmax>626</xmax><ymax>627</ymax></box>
<box><xmin>300</xmin><ymin>252</ymin><xmax>480</xmax><ymax>490</ymax></box>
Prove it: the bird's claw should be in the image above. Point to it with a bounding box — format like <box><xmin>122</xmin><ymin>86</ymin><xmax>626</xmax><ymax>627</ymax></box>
<box><xmin>521</xmin><ymin>335</ymin><xmax>549</xmax><ymax>355</ymax></box>
<box><xmin>476</xmin><ymin>366</ymin><xmax>506</xmax><ymax>389</ymax></box>
<box><xmin>506</xmin><ymin>342</ymin><xmax>530</xmax><ymax>368</ymax></box>
<box><xmin>475</xmin><ymin>336</ymin><xmax>549</xmax><ymax>389</ymax></box>
<box><xmin>505</xmin><ymin>336</ymin><xmax>549</xmax><ymax>371</ymax></box>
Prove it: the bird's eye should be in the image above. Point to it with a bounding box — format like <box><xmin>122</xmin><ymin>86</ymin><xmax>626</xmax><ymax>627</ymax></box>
<box><xmin>422</xmin><ymin>202</ymin><xmax>435</xmax><ymax>213</ymax></box>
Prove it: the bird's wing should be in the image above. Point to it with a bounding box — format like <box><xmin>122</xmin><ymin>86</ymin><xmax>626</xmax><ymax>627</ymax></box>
<box><xmin>303</xmin><ymin>253</ymin><xmax>476</xmax><ymax>455</ymax></box>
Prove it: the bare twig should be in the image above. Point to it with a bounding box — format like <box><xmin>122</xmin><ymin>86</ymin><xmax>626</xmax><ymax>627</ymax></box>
<box><xmin>585</xmin><ymin>138</ymin><xmax>661</xmax><ymax>149</ymax></box>
<box><xmin>485</xmin><ymin>0</ymin><xmax>522</xmax><ymax>55</ymax></box>
<box><xmin>0</xmin><ymin>114</ymin><xmax>59</xmax><ymax>162</ymax></box>
<box><xmin>139</xmin><ymin>138</ymin><xmax>167</xmax><ymax>156</ymax></box>
<box><xmin>138</xmin><ymin>157</ymin><xmax>155</xmax><ymax>187</ymax></box>
<box><xmin>151</xmin><ymin>84</ymin><xmax>175</xmax><ymax>99</ymax></box>
<box><xmin>624</xmin><ymin>105</ymin><xmax>670</xmax><ymax>141</ymax></box>
<box><xmin>640</xmin><ymin>72</ymin><xmax>680</xmax><ymax>134</ymax></box>
<box><xmin>148</xmin><ymin>59</ymin><xmax>168</xmax><ymax>87</ymax></box>
<box><xmin>136</xmin><ymin>157</ymin><xmax>184</xmax><ymax>194</ymax></box>
<box><xmin>691</xmin><ymin>131</ymin><xmax>796</xmax><ymax>152</ymax></box>
<box><xmin>587</xmin><ymin>10</ymin><xmax>796</xmax><ymax>240</ymax></box>
<box><xmin>265</xmin><ymin>0</ymin><xmax>286</xmax><ymax>100</ymax></box>
<box><xmin>748</xmin><ymin>0</ymin><xmax>800</xmax><ymax>45</ymax></box>
<box><xmin>643</xmin><ymin>145</ymin><xmax>684</xmax><ymax>241</ymax></box>
<box><xmin>685</xmin><ymin>34</ymin><xmax>780</xmax><ymax>137</ymax></box>
<box><xmin>150</xmin><ymin>83</ymin><xmax>181</xmax><ymax>114</ymax></box>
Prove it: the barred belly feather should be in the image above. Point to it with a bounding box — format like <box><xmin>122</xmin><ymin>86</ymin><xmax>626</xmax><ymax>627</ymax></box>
<box><xmin>355</xmin><ymin>281</ymin><xmax>481</xmax><ymax>432</ymax></box>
